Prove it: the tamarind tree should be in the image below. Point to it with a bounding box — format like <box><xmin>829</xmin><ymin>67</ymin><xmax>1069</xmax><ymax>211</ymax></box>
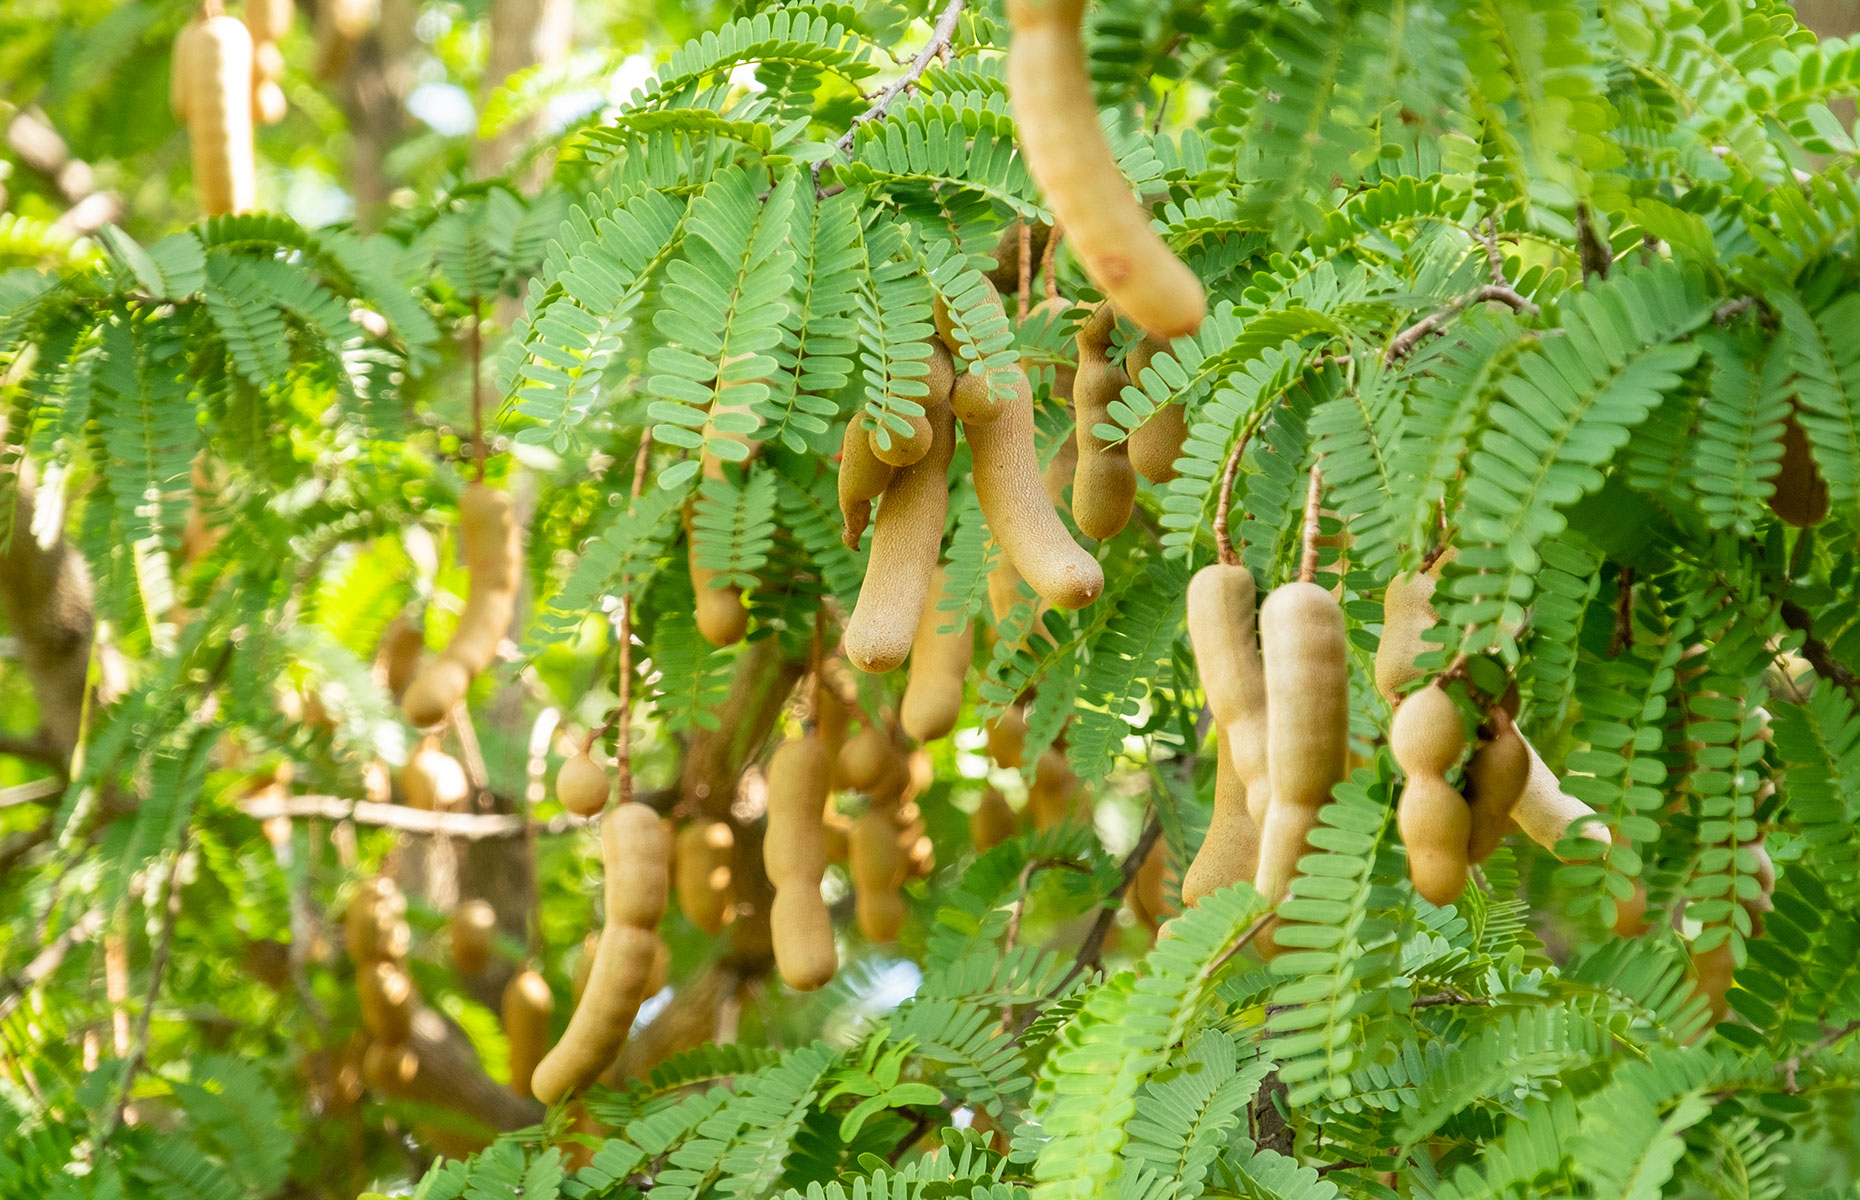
<box><xmin>6</xmin><ymin>0</ymin><xmax>1860</xmax><ymax>1195</ymax></box>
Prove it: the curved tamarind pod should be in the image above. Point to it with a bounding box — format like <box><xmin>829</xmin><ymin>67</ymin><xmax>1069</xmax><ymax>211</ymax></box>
<box><xmin>1071</xmin><ymin>304</ymin><xmax>1137</xmax><ymax>541</ymax></box>
<box><xmin>870</xmin><ymin>341</ymin><xmax>955</xmax><ymax>469</ymax></box>
<box><xmin>981</xmin><ymin>219</ymin><xmax>1053</xmax><ymax>293</ymax></box>
<box><xmin>1004</xmin><ymin>0</ymin><xmax>1204</xmax><ymax>340</ymax></box>
<box><xmin>1769</xmin><ymin>410</ymin><xmax>1828</xmax><ymax>527</ymax></box>
<box><xmin>246</xmin><ymin>0</ymin><xmax>294</xmax><ymax>47</ymax></box>
<box><xmin>1512</xmin><ymin>743</ymin><xmax>1611</xmax><ymax>857</ymax></box>
<box><xmin>569</xmin><ymin>931</ymin><xmax>599</xmax><ymax>1007</ymax></box>
<box><xmin>344</xmin><ymin>876</ymin><xmax>408</xmax><ymax>964</ymax></box>
<box><xmin>1464</xmin><ymin>713</ymin><xmax>1529</xmax><ymax>863</ymax></box>
<box><xmin>901</xmin><ymin>566</ymin><xmax>973</xmax><ymax>741</ymax></box>
<box><xmin>556</xmin><ymin>750</ymin><xmax>612</xmax><ymax>817</ymax></box>
<box><xmin>1182</xmin><ymin>728</ymin><xmax>1260</xmax><ymax>905</ymax></box>
<box><xmin>529</xmin><ymin>925</ymin><xmax>657</xmax><ymax>1104</ymax></box>
<box><xmin>839</xmin><ymin>418</ymin><xmax>896</xmax><ymax>551</ymax></box>
<box><xmin>846</xmin><ymin>401</ymin><xmax>956</xmax><ymax>673</ymax></box>
<box><xmin>965</xmin><ymin>367</ymin><xmax>1104</xmax><ymax>610</ymax></box>
<box><xmin>1125</xmin><ymin>335</ymin><xmax>1186</xmax><ymax>483</ymax></box>
<box><xmin>970</xmin><ymin>785</ymin><xmax>1018</xmax><ymax>851</ymax></box>
<box><xmin>951</xmin><ymin>368</ymin><xmax>1006</xmax><ymax>427</ymax></box>
<box><xmin>838</xmin><ymin>722</ymin><xmax>896</xmax><ymax>792</ymax></box>
<box><xmin>449</xmin><ymin>899</ymin><xmax>497</xmax><ymax>976</ymax></box>
<box><xmin>178</xmin><ymin>16</ymin><xmax>258</xmax><ymax>216</ymax></box>
<box><xmin>380</xmin><ymin>616</ymin><xmax>426</xmax><ymax>700</ymax></box>
<box><xmin>359</xmin><ymin>959</ymin><xmax>415</xmax><ymax>1043</ymax></box>
<box><xmin>1129</xmin><ymin>839</ymin><xmax>1170</xmax><ymax>931</ymax></box>
<box><xmin>604</xmin><ymin>802</ymin><xmax>672</xmax><ymax>929</ymax></box>
<box><xmin>1028</xmin><ymin>746</ymin><xmax>1089</xmax><ymax>829</ymax></box>
<box><xmin>361</xmin><ymin>1039</ymin><xmax>419</xmax><ymax>1093</ymax></box>
<box><xmin>823</xmin><ymin>800</ymin><xmax>851</xmax><ymax>863</ymax></box>
<box><xmin>403</xmin><ymin>483</ymin><xmax>520</xmax><ymax>726</ymax></box>
<box><xmin>1690</xmin><ymin>937</ymin><xmax>1737</xmax><ymax>1025</ymax></box>
<box><xmin>1254</xmin><ymin>582</ymin><xmax>1349</xmax><ymax>905</ymax></box>
<box><xmin>675</xmin><ymin>820</ymin><xmax>735</xmax><ymax>934</ymax></box>
<box><xmin>985</xmin><ymin>704</ymin><xmax>1029</xmax><ymax>769</ymax></box>
<box><xmin>764</xmin><ymin>736</ymin><xmax>837</xmax><ymax>990</ymax></box>
<box><xmin>850</xmin><ymin>809</ymin><xmax>907</xmax><ymax>942</ymax></box>
<box><xmin>1391</xmin><ymin>687</ymin><xmax>1471</xmax><ymax>906</ymax></box>
<box><xmin>688</xmin><ymin>533</ymin><xmax>749</xmax><ymax>648</ymax></box>
<box><xmin>170</xmin><ymin>24</ymin><xmax>198</xmax><ymax>121</ymax></box>
<box><xmin>1185</xmin><ymin>562</ymin><xmax>1271</xmax><ymax>824</ymax></box>
<box><xmin>1613</xmin><ymin>881</ymin><xmax>1652</xmax><ymax>938</ymax></box>
<box><xmin>402</xmin><ymin>738</ymin><xmax>469</xmax><ymax>811</ymax></box>
<box><xmin>1376</xmin><ymin>567</ymin><xmax>1445</xmax><ymax>703</ymax></box>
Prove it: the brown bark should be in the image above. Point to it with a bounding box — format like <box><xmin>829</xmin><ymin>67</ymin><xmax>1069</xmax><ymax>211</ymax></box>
<box><xmin>399</xmin><ymin>1006</ymin><xmax>544</xmax><ymax>1131</ymax></box>
<box><xmin>678</xmin><ymin>639</ymin><xmax>804</xmax><ymax>820</ymax></box>
<box><xmin>0</xmin><ymin>457</ymin><xmax>95</xmax><ymax>765</ymax></box>
<box><xmin>329</xmin><ymin>0</ymin><xmax>419</xmax><ymax>228</ymax></box>
<box><xmin>474</xmin><ymin>0</ymin><xmax>574</xmax><ymax>183</ymax></box>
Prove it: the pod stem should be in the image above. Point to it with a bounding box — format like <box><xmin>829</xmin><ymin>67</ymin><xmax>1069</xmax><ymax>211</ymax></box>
<box><xmin>1297</xmin><ymin>463</ymin><xmax>1323</xmax><ymax>583</ymax></box>
<box><xmin>1211</xmin><ymin>423</ymin><xmax>1258</xmax><ymax>567</ymax></box>
<box><xmin>1039</xmin><ymin>223</ymin><xmax>1062</xmax><ymax>301</ymax></box>
<box><xmin>1017</xmin><ymin>220</ymin><xmax>1034</xmax><ymax>319</ymax></box>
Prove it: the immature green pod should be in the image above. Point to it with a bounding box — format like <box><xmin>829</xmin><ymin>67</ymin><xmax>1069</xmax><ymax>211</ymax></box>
<box><xmin>847</xmin><ymin>402</ymin><xmax>956</xmax><ymax>674</ymax></box>
<box><xmin>1391</xmin><ymin>687</ymin><xmax>1470</xmax><ymax>906</ymax></box>
<box><xmin>1254</xmin><ymin>582</ymin><xmax>1348</xmax><ymax>905</ymax></box>
<box><xmin>1070</xmin><ymin>304</ymin><xmax>1136</xmax><ymax>541</ymax></box>
<box><xmin>900</xmin><ymin>566</ymin><xmax>973</xmax><ymax>742</ymax></box>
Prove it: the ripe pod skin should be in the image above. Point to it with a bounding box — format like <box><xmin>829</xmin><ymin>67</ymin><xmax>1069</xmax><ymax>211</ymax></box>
<box><xmin>690</xmin><ymin>543</ymin><xmax>749</xmax><ymax>648</ymax></box>
<box><xmin>403</xmin><ymin>483</ymin><xmax>520</xmax><ymax>727</ymax></box>
<box><xmin>936</xmin><ymin>291</ymin><xmax>1009</xmax><ymax>425</ymax></box>
<box><xmin>981</xmin><ymin>219</ymin><xmax>1052</xmax><ymax>293</ymax></box>
<box><xmin>1690</xmin><ymin>937</ymin><xmax>1736</xmax><ymax>1025</ymax></box>
<box><xmin>450</xmin><ymin>899</ymin><xmax>497</xmax><ymax>977</ymax></box>
<box><xmin>1375</xmin><ymin>569</ymin><xmax>1441</xmax><ymax>703</ymax></box>
<box><xmin>1004</xmin><ymin>0</ymin><xmax>1206</xmax><ymax>340</ymax></box>
<box><xmin>361</xmin><ymin>1039</ymin><xmax>419</xmax><ymax>1093</ymax></box>
<box><xmin>1182</xmin><ymin>728</ymin><xmax>1260</xmax><ymax>905</ymax></box>
<box><xmin>965</xmin><ymin>366</ymin><xmax>1105</xmax><ymax>610</ymax></box>
<box><xmin>870</xmin><ymin>341</ymin><xmax>954</xmax><ymax>469</ymax></box>
<box><xmin>603</xmin><ymin>803</ymin><xmax>672</xmax><ymax>930</ymax></box>
<box><xmin>570</xmin><ymin>931</ymin><xmax>599</xmax><ymax>1007</ymax></box>
<box><xmin>1042</xmin><ymin>432</ymin><xmax>1079</xmax><ymax>516</ymax></box>
<box><xmin>246</xmin><ymin>0</ymin><xmax>294</xmax><ymax>47</ymax></box>
<box><xmin>675</xmin><ymin>821</ymin><xmax>735</xmax><ymax>935</ymax></box>
<box><xmin>1125</xmin><ymin>336</ymin><xmax>1185</xmax><ymax>483</ymax></box>
<box><xmin>177</xmin><ymin>16</ymin><xmax>258</xmax><ymax>216</ymax></box>
<box><xmin>1392</xmin><ymin>687</ymin><xmax>1471</xmax><ymax>906</ymax></box>
<box><xmin>985</xmin><ymin>704</ymin><xmax>1029</xmax><ymax>769</ymax></box>
<box><xmin>1769</xmin><ymin>410</ymin><xmax>1828</xmax><ymax>527</ymax></box>
<box><xmin>359</xmin><ymin>960</ymin><xmax>415</xmax><ymax>1043</ymax></box>
<box><xmin>1512</xmin><ymin>742</ymin><xmax>1612</xmax><ymax>858</ymax></box>
<box><xmin>1128</xmin><ymin>839</ymin><xmax>1169</xmax><ymax>931</ymax></box>
<box><xmin>1029</xmin><ymin>747</ymin><xmax>1089</xmax><ymax>829</ymax></box>
<box><xmin>846</xmin><ymin>401</ymin><xmax>956</xmax><ymax>674</ymax></box>
<box><xmin>839</xmin><ymin>418</ymin><xmax>896</xmax><ymax>550</ymax></box>
<box><xmin>380</xmin><ymin>616</ymin><xmax>426</xmax><ymax>700</ymax></box>
<box><xmin>345</xmin><ymin>876</ymin><xmax>408</xmax><ymax>964</ymax></box>
<box><xmin>1254</xmin><ymin>582</ymin><xmax>1349</xmax><ymax>905</ymax></box>
<box><xmin>838</xmin><ymin>723</ymin><xmax>894</xmax><ymax>792</ymax></box>
<box><xmin>901</xmin><ymin>566</ymin><xmax>974</xmax><ymax>742</ymax></box>
<box><xmin>763</xmin><ymin>736</ymin><xmax>837</xmax><ymax>991</ymax></box>
<box><xmin>970</xmin><ymin>785</ymin><xmax>1018</xmax><ymax>851</ymax></box>
<box><xmin>1185</xmin><ymin>563</ymin><xmax>1271</xmax><ymax>824</ymax></box>
<box><xmin>1070</xmin><ymin>304</ymin><xmax>1137</xmax><ymax>541</ymax></box>
<box><xmin>556</xmin><ymin>750</ymin><xmax>612</xmax><ymax>817</ymax></box>
<box><xmin>851</xmin><ymin>808</ymin><xmax>907</xmax><ymax>942</ymax></box>
<box><xmin>1613</xmin><ymin>880</ymin><xmax>1652</xmax><ymax>938</ymax></box>
<box><xmin>1464</xmin><ymin>713</ymin><xmax>1529</xmax><ymax>862</ymax></box>
<box><xmin>252</xmin><ymin>78</ymin><xmax>287</xmax><ymax>126</ymax></box>
<box><xmin>402</xmin><ymin>739</ymin><xmax>469</xmax><ymax>811</ymax></box>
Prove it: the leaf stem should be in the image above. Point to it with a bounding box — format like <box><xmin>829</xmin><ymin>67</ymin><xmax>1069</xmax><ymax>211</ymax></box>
<box><xmin>1298</xmin><ymin>463</ymin><xmax>1323</xmax><ymax>583</ymax></box>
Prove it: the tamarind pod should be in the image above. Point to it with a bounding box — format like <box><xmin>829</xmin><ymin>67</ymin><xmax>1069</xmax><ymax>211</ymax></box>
<box><xmin>1125</xmin><ymin>335</ymin><xmax>1185</xmax><ymax>483</ymax></box>
<box><xmin>1185</xmin><ymin>563</ymin><xmax>1272</xmax><ymax>823</ymax></box>
<box><xmin>985</xmin><ymin>704</ymin><xmax>1029</xmax><ymax>769</ymax></box>
<box><xmin>1613</xmin><ymin>881</ymin><xmax>1652</xmax><ymax>938</ymax></box>
<box><xmin>838</xmin><ymin>723</ymin><xmax>894</xmax><ymax>792</ymax></box>
<box><xmin>1389</xmin><ymin>687</ymin><xmax>1465</xmax><ymax>777</ymax></box>
<box><xmin>530</xmin><ymin>924</ymin><xmax>658</xmax><ymax>1104</ymax></box>
<box><xmin>1004</xmin><ymin>1</ymin><xmax>1205</xmax><ymax>340</ymax></box>
<box><xmin>253</xmin><ymin>40</ymin><xmax>286</xmax><ymax>84</ymax></box>
<box><xmin>1464</xmin><ymin>714</ymin><xmax>1529</xmax><ymax>863</ymax></box>
<box><xmin>182</xmin><ymin>16</ymin><xmax>259</xmax><ymax>216</ymax></box>
<box><xmin>1071</xmin><ymin>305</ymin><xmax>1137</xmax><ymax>541</ymax></box>
<box><xmin>344</xmin><ymin>876</ymin><xmax>408</xmax><ymax>964</ymax></box>
<box><xmin>402</xmin><ymin>738</ymin><xmax>470</xmax><ymax>811</ymax></box>
<box><xmin>1182</xmin><ymin>728</ymin><xmax>1260</xmax><ymax>905</ymax></box>
<box><xmin>936</xmin><ymin>292</ymin><xmax>1009</xmax><ymax>427</ymax></box>
<box><xmin>1690</xmin><ymin>937</ymin><xmax>1736</xmax><ymax>1025</ymax></box>
<box><xmin>1129</xmin><ymin>839</ymin><xmax>1170</xmax><ymax>931</ymax></box>
<box><xmin>839</xmin><ymin>418</ymin><xmax>896</xmax><ymax>551</ymax></box>
<box><xmin>987</xmin><ymin>546</ymin><xmax>1026</xmax><ymax>627</ymax></box>
<box><xmin>846</xmin><ymin>402</ymin><xmax>956</xmax><ymax>674</ymax></box>
<box><xmin>570</xmin><ymin>932</ymin><xmax>599</xmax><ymax>1007</ymax></box>
<box><xmin>951</xmin><ymin>367</ymin><xmax>1006</xmax><ymax>426</ymax></box>
<box><xmin>675</xmin><ymin>821</ymin><xmax>735</xmax><ymax>935</ymax></box>
<box><xmin>970</xmin><ymin>785</ymin><xmax>1018</xmax><ymax>851</ymax></box>
<box><xmin>965</xmin><ymin>367</ymin><xmax>1104</xmax><ymax>610</ymax></box>
<box><xmin>1512</xmin><ymin>743</ymin><xmax>1612</xmax><ymax>858</ymax></box>
<box><xmin>850</xmin><ymin>809</ymin><xmax>907</xmax><ymax>942</ymax></box>
<box><xmin>252</xmin><ymin>78</ymin><xmax>288</xmax><ymax>126</ymax></box>
<box><xmin>359</xmin><ymin>960</ymin><xmax>415</xmax><ymax>1043</ymax></box>
<box><xmin>1029</xmin><ymin>746</ymin><xmax>1090</xmax><ymax>829</ymax></box>
<box><xmin>646</xmin><ymin>936</ymin><xmax>670</xmax><ymax>997</ymax></box>
<box><xmin>247</xmin><ymin>0</ymin><xmax>293</xmax><ymax>47</ymax></box>
<box><xmin>1390</xmin><ymin>687</ymin><xmax>1471</xmax><ymax>905</ymax></box>
<box><xmin>1769</xmin><ymin>409</ymin><xmax>1828</xmax><ymax>527</ymax></box>
<box><xmin>380</xmin><ymin>615</ymin><xmax>426</xmax><ymax>700</ymax></box>
<box><xmin>1375</xmin><ymin>569</ymin><xmax>1443</xmax><ymax>703</ymax></box>
<box><xmin>1742</xmin><ymin>838</ymin><xmax>1775</xmax><ymax>936</ymax></box>
<box><xmin>170</xmin><ymin>23</ymin><xmax>199</xmax><ymax>121</ymax></box>
<box><xmin>870</xmin><ymin>342</ymin><xmax>955</xmax><ymax>469</ymax></box>
<box><xmin>503</xmin><ymin>970</ymin><xmax>554</xmax><ymax>1098</ymax></box>
<box><xmin>402</xmin><ymin>483</ymin><xmax>520</xmax><ymax>726</ymax></box>
<box><xmin>981</xmin><ymin>219</ymin><xmax>1052</xmax><ymax>293</ymax></box>
<box><xmin>1254</xmin><ymin>582</ymin><xmax>1349</xmax><ymax>904</ymax></box>
<box><xmin>816</xmin><ymin>679</ymin><xmax>850</xmax><ymax>778</ymax></box>
<box><xmin>603</xmin><ymin>802</ymin><xmax>672</xmax><ymax>930</ymax></box>
<box><xmin>689</xmin><ymin>536</ymin><xmax>749</xmax><ymax>648</ymax></box>
<box><xmin>901</xmin><ymin>568</ymin><xmax>974</xmax><ymax>742</ymax></box>
<box><xmin>361</xmin><ymin>1040</ymin><xmax>419</xmax><ymax>1093</ymax></box>
<box><xmin>556</xmin><ymin>751</ymin><xmax>612</xmax><ymax>817</ymax></box>
<box><xmin>764</xmin><ymin>736</ymin><xmax>837</xmax><ymax>990</ymax></box>
<box><xmin>449</xmin><ymin>899</ymin><xmax>497</xmax><ymax>976</ymax></box>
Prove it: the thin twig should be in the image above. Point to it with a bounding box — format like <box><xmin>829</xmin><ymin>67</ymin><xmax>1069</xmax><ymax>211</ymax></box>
<box><xmin>1039</xmin><ymin>222</ymin><xmax>1062</xmax><ymax>302</ymax></box>
<box><xmin>469</xmin><ymin>296</ymin><xmax>487</xmax><ymax>481</ymax></box>
<box><xmin>1780</xmin><ymin>601</ymin><xmax>1860</xmax><ymax>696</ymax></box>
<box><xmin>1017</xmin><ymin>220</ymin><xmax>1033</xmax><ymax>319</ymax></box>
<box><xmin>0</xmin><ymin>907</ymin><xmax>103</xmax><ymax>1024</ymax></box>
<box><xmin>1297</xmin><ymin>464</ymin><xmax>1323</xmax><ymax>584</ymax></box>
<box><xmin>1479</xmin><ymin>218</ymin><xmax>1508</xmax><ymax>287</ymax></box>
<box><xmin>236</xmin><ymin>792</ymin><xmax>628</xmax><ymax>836</ymax></box>
<box><xmin>0</xmin><ymin>778</ymin><xmax>62</xmax><ymax>809</ymax></box>
<box><xmin>0</xmin><ymin>732</ymin><xmax>62</xmax><ymax>769</ymax></box>
<box><xmin>98</xmin><ymin>837</ymin><xmax>188</xmax><ymax>1148</ymax></box>
<box><xmin>1058</xmin><ymin>814</ymin><xmax>1163</xmax><ymax>990</ymax></box>
<box><xmin>1212</xmin><ymin>420</ymin><xmax>1263</xmax><ymax>567</ymax></box>
<box><xmin>886</xmin><ymin>1106</ymin><xmax>942</xmax><ymax>1164</ymax></box>
<box><xmin>1609</xmin><ymin>566</ymin><xmax>1635</xmax><ymax>657</ymax></box>
<box><xmin>1207</xmin><ymin>911</ymin><xmax>1276</xmax><ymax>975</ymax></box>
<box><xmin>1383</xmin><ymin>284</ymin><xmax>1540</xmax><ymax>364</ymax></box>
<box><xmin>830</xmin><ymin>0</ymin><xmax>965</xmax><ymax>160</ymax></box>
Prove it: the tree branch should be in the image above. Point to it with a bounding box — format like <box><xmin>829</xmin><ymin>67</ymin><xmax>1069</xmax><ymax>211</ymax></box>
<box><xmin>237</xmin><ymin>791</ymin><xmax>672</xmax><ymax>836</ymax></box>
<box><xmin>1383</xmin><ymin>285</ymin><xmax>1540</xmax><ymax>364</ymax></box>
<box><xmin>1058</xmin><ymin>814</ymin><xmax>1163</xmax><ymax>990</ymax></box>
<box><xmin>1780</xmin><ymin>601</ymin><xmax>1860</xmax><ymax>696</ymax></box>
<box><xmin>831</xmin><ymin>0</ymin><xmax>964</xmax><ymax>159</ymax></box>
<box><xmin>0</xmin><ymin>907</ymin><xmax>104</xmax><ymax>1024</ymax></box>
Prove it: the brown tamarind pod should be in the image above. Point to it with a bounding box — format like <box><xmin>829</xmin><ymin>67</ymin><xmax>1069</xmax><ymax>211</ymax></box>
<box><xmin>951</xmin><ymin>368</ymin><xmax>1006</xmax><ymax>427</ymax></box>
<box><xmin>1125</xmin><ymin>336</ymin><xmax>1185</xmax><ymax>483</ymax></box>
<box><xmin>646</xmin><ymin>936</ymin><xmax>670</xmax><ymax>997</ymax></box>
<box><xmin>344</xmin><ymin>876</ymin><xmax>408</xmax><ymax>964</ymax></box>
<box><xmin>604</xmin><ymin>802</ymin><xmax>673</xmax><ymax>929</ymax></box>
<box><xmin>1182</xmin><ymin>729</ymin><xmax>1260</xmax><ymax>905</ymax></box>
<box><xmin>1391</xmin><ymin>687</ymin><xmax>1471</xmax><ymax>906</ymax></box>
<box><xmin>1029</xmin><ymin>746</ymin><xmax>1090</xmax><ymax>829</ymax></box>
<box><xmin>247</xmin><ymin>0</ymin><xmax>293</xmax><ymax>49</ymax></box>
<box><xmin>1185</xmin><ymin>562</ymin><xmax>1272</xmax><ymax>826</ymax></box>
<box><xmin>502</xmin><ymin>968</ymin><xmax>554</xmax><ymax>1099</ymax></box>
<box><xmin>688</xmin><ymin>534</ymin><xmax>748</xmax><ymax>649</ymax></box>
<box><xmin>361</xmin><ymin>1040</ymin><xmax>419</xmax><ymax>1093</ymax></box>
<box><xmin>839</xmin><ymin>417</ymin><xmax>896</xmax><ymax>551</ymax></box>
<box><xmin>981</xmin><ymin>219</ymin><xmax>1052</xmax><ymax>292</ymax></box>
<box><xmin>846</xmin><ymin>401</ymin><xmax>956</xmax><ymax>674</ymax></box>
<box><xmin>1769</xmin><ymin>409</ymin><xmax>1828</xmax><ymax>527</ymax></box>
<box><xmin>252</xmin><ymin>76</ymin><xmax>287</xmax><ymax>126</ymax></box>
<box><xmin>1375</xmin><ymin>564</ymin><xmax>1447</xmax><ymax>703</ymax></box>
<box><xmin>900</xmin><ymin>566</ymin><xmax>973</xmax><ymax>742</ymax></box>
<box><xmin>970</xmin><ymin>785</ymin><xmax>1018</xmax><ymax>851</ymax></box>
<box><xmin>358</xmin><ymin>960</ymin><xmax>415</xmax><ymax>1043</ymax></box>
<box><xmin>570</xmin><ymin>931</ymin><xmax>599</xmax><ymax>1007</ymax></box>
<box><xmin>823</xmin><ymin>799</ymin><xmax>851</xmax><ymax>864</ymax></box>
<box><xmin>675</xmin><ymin>821</ymin><xmax>735</xmax><ymax>935</ymax></box>
<box><xmin>402</xmin><ymin>483</ymin><xmax>520</xmax><ymax>726</ymax></box>
<box><xmin>176</xmin><ymin>15</ymin><xmax>258</xmax><ymax>216</ymax></box>
<box><xmin>850</xmin><ymin>808</ymin><xmax>907</xmax><ymax>942</ymax></box>
<box><xmin>1254</xmin><ymin>582</ymin><xmax>1349</xmax><ymax>906</ymax></box>
<box><xmin>1690</xmin><ymin>937</ymin><xmax>1737</xmax><ymax>1025</ymax></box>
<box><xmin>838</xmin><ymin>722</ymin><xmax>894</xmax><ymax>792</ymax></box>
<box><xmin>764</xmin><ymin>735</ymin><xmax>837</xmax><ymax>991</ymax></box>
<box><xmin>1128</xmin><ymin>839</ymin><xmax>1170</xmax><ymax>931</ymax></box>
<box><xmin>1464</xmin><ymin>712</ymin><xmax>1529</xmax><ymax>863</ymax></box>
<box><xmin>170</xmin><ymin>23</ymin><xmax>198</xmax><ymax>121</ymax></box>
<box><xmin>964</xmin><ymin>368</ymin><xmax>1104</xmax><ymax>610</ymax></box>
<box><xmin>1512</xmin><ymin>743</ymin><xmax>1612</xmax><ymax>857</ymax></box>
<box><xmin>556</xmin><ymin>750</ymin><xmax>612</xmax><ymax>817</ymax></box>
<box><xmin>401</xmin><ymin>737</ymin><xmax>469</xmax><ymax>811</ymax></box>
<box><xmin>1613</xmin><ymin>881</ymin><xmax>1652</xmax><ymax>938</ymax></box>
<box><xmin>1071</xmin><ymin>304</ymin><xmax>1136</xmax><ymax>541</ymax></box>
<box><xmin>450</xmin><ymin>900</ymin><xmax>498</xmax><ymax>977</ymax></box>
<box><xmin>870</xmin><ymin>341</ymin><xmax>955</xmax><ymax>469</ymax></box>
<box><xmin>380</xmin><ymin>615</ymin><xmax>426</xmax><ymax>701</ymax></box>
<box><xmin>985</xmin><ymin>704</ymin><xmax>1029</xmax><ymax>769</ymax></box>
<box><xmin>1005</xmin><ymin>0</ymin><xmax>1205</xmax><ymax>340</ymax></box>
<box><xmin>816</xmin><ymin>678</ymin><xmax>850</xmax><ymax>785</ymax></box>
